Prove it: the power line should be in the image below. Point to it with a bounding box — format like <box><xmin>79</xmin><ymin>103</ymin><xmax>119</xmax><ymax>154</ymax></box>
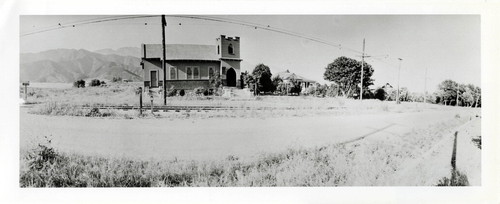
<box><xmin>166</xmin><ymin>15</ymin><xmax>353</xmax><ymax>52</ymax></box>
<box><xmin>21</xmin><ymin>15</ymin><xmax>401</xmax><ymax>63</ymax></box>
<box><xmin>21</xmin><ymin>15</ymin><xmax>360</xmax><ymax>54</ymax></box>
<box><xmin>21</xmin><ymin>15</ymin><xmax>159</xmax><ymax>37</ymax></box>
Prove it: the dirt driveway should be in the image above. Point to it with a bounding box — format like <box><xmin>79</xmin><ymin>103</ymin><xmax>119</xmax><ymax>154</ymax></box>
<box><xmin>20</xmin><ymin>107</ymin><xmax>477</xmax><ymax>161</ymax></box>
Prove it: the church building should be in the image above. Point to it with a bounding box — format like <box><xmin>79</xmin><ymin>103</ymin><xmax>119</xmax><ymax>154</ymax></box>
<box><xmin>141</xmin><ymin>35</ymin><xmax>242</xmax><ymax>90</ymax></box>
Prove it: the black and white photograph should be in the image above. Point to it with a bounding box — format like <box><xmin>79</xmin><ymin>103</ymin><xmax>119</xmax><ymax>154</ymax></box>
<box><xmin>2</xmin><ymin>0</ymin><xmax>500</xmax><ymax>203</ymax></box>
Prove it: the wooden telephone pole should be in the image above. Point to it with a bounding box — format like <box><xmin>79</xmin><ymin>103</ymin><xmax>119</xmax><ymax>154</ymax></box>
<box><xmin>360</xmin><ymin>39</ymin><xmax>365</xmax><ymax>100</ymax></box>
<box><xmin>396</xmin><ymin>58</ymin><xmax>403</xmax><ymax>104</ymax></box>
<box><xmin>424</xmin><ymin>67</ymin><xmax>428</xmax><ymax>104</ymax></box>
<box><xmin>161</xmin><ymin>15</ymin><xmax>167</xmax><ymax>106</ymax></box>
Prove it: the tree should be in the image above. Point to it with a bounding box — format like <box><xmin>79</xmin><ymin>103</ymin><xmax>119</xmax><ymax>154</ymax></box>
<box><xmin>209</xmin><ymin>70</ymin><xmax>222</xmax><ymax>89</ymax></box>
<box><xmin>374</xmin><ymin>87</ymin><xmax>387</xmax><ymax>101</ymax></box>
<box><xmin>437</xmin><ymin>80</ymin><xmax>459</xmax><ymax>106</ymax></box>
<box><xmin>386</xmin><ymin>89</ymin><xmax>397</xmax><ymax>101</ymax></box>
<box><xmin>461</xmin><ymin>88</ymin><xmax>474</xmax><ymax>107</ymax></box>
<box><xmin>259</xmin><ymin>72</ymin><xmax>273</xmax><ymax>93</ymax></box>
<box><xmin>474</xmin><ymin>86</ymin><xmax>481</xmax><ymax>107</ymax></box>
<box><xmin>465</xmin><ymin>84</ymin><xmax>481</xmax><ymax>108</ymax></box>
<box><xmin>271</xmin><ymin>76</ymin><xmax>283</xmax><ymax>93</ymax></box>
<box><xmin>323</xmin><ymin>56</ymin><xmax>374</xmax><ymax>98</ymax></box>
<box><xmin>436</xmin><ymin>80</ymin><xmax>480</xmax><ymax>107</ymax></box>
<box><xmin>242</xmin><ymin>71</ymin><xmax>257</xmax><ymax>93</ymax></box>
<box><xmin>399</xmin><ymin>87</ymin><xmax>410</xmax><ymax>102</ymax></box>
<box><xmin>288</xmin><ymin>78</ymin><xmax>302</xmax><ymax>95</ymax></box>
<box><xmin>314</xmin><ymin>84</ymin><xmax>327</xmax><ymax>97</ymax></box>
<box><xmin>252</xmin><ymin>63</ymin><xmax>272</xmax><ymax>78</ymax></box>
<box><xmin>252</xmin><ymin>63</ymin><xmax>273</xmax><ymax>93</ymax></box>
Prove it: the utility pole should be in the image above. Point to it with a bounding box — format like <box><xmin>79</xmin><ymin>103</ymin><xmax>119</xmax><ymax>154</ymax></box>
<box><xmin>161</xmin><ymin>15</ymin><xmax>167</xmax><ymax>106</ymax></box>
<box><xmin>424</xmin><ymin>67</ymin><xmax>427</xmax><ymax>104</ymax></box>
<box><xmin>396</xmin><ymin>58</ymin><xmax>403</xmax><ymax>104</ymax></box>
<box><xmin>456</xmin><ymin>83</ymin><xmax>459</xmax><ymax>106</ymax></box>
<box><xmin>360</xmin><ymin>38</ymin><xmax>365</xmax><ymax>100</ymax></box>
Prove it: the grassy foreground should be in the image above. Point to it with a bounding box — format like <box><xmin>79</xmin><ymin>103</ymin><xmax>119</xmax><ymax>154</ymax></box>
<box><xmin>20</xmin><ymin>115</ymin><xmax>468</xmax><ymax>187</ymax></box>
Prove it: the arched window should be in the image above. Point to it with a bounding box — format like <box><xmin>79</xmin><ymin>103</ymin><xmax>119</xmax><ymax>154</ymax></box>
<box><xmin>228</xmin><ymin>43</ymin><xmax>234</xmax><ymax>54</ymax></box>
<box><xmin>217</xmin><ymin>46</ymin><xmax>220</xmax><ymax>55</ymax></box>
<box><xmin>193</xmin><ymin>67</ymin><xmax>199</xmax><ymax>79</ymax></box>
<box><xmin>208</xmin><ymin>67</ymin><xmax>214</xmax><ymax>78</ymax></box>
<box><xmin>186</xmin><ymin>67</ymin><xmax>192</xmax><ymax>80</ymax></box>
<box><xmin>170</xmin><ymin>67</ymin><xmax>176</xmax><ymax>80</ymax></box>
<box><xmin>222</xmin><ymin>67</ymin><xmax>226</xmax><ymax>75</ymax></box>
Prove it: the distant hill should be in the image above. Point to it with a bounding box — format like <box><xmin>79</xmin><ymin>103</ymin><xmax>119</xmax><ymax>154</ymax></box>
<box><xmin>94</xmin><ymin>47</ymin><xmax>141</xmax><ymax>57</ymax></box>
<box><xmin>20</xmin><ymin>48</ymin><xmax>142</xmax><ymax>83</ymax></box>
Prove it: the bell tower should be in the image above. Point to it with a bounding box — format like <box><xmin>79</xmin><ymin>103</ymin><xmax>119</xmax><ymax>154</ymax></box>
<box><xmin>219</xmin><ymin>35</ymin><xmax>240</xmax><ymax>59</ymax></box>
<box><xmin>217</xmin><ymin>35</ymin><xmax>242</xmax><ymax>87</ymax></box>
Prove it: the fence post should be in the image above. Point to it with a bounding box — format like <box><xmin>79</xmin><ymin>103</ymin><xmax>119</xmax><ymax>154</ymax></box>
<box><xmin>150</xmin><ymin>94</ymin><xmax>154</xmax><ymax>115</ymax></box>
<box><xmin>138</xmin><ymin>87</ymin><xmax>143</xmax><ymax>115</ymax></box>
<box><xmin>451</xmin><ymin>131</ymin><xmax>458</xmax><ymax>169</ymax></box>
<box><xmin>24</xmin><ymin>85</ymin><xmax>27</xmax><ymax>101</ymax></box>
<box><xmin>22</xmin><ymin>81</ymin><xmax>30</xmax><ymax>101</ymax></box>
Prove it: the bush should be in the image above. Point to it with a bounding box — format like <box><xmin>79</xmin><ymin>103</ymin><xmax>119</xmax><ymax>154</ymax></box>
<box><xmin>325</xmin><ymin>85</ymin><xmax>338</xmax><ymax>97</ymax></box>
<box><xmin>167</xmin><ymin>89</ymin><xmax>178</xmax><ymax>97</ymax></box>
<box><xmin>203</xmin><ymin>89</ymin><xmax>209</xmax><ymax>96</ymax></box>
<box><xmin>30</xmin><ymin>102</ymin><xmax>86</xmax><ymax>116</ymax></box>
<box><xmin>179</xmin><ymin>89</ymin><xmax>185</xmax><ymax>96</ymax></box>
<box><xmin>112</xmin><ymin>77</ymin><xmax>122</xmax><ymax>83</ymax></box>
<box><xmin>288</xmin><ymin>79</ymin><xmax>302</xmax><ymax>95</ymax></box>
<box><xmin>73</xmin><ymin>80</ymin><xmax>85</xmax><ymax>88</ymax></box>
<box><xmin>211</xmin><ymin>89</ymin><xmax>223</xmax><ymax>96</ymax></box>
<box><xmin>209</xmin><ymin>71</ymin><xmax>222</xmax><ymax>89</ymax></box>
<box><xmin>314</xmin><ymin>84</ymin><xmax>327</xmax><ymax>97</ymax></box>
<box><xmin>304</xmin><ymin>86</ymin><xmax>315</xmax><ymax>96</ymax></box>
<box><xmin>437</xmin><ymin>169</ymin><xmax>469</xmax><ymax>186</ymax></box>
<box><xmin>471</xmin><ymin>136</ymin><xmax>481</xmax><ymax>149</ymax></box>
<box><xmin>194</xmin><ymin>87</ymin><xmax>205</xmax><ymax>96</ymax></box>
<box><xmin>25</xmin><ymin>136</ymin><xmax>61</xmax><ymax>171</ymax></box>
<box><xmin>374</xmin><ymin>88</ymin><xmax>387</xmax><ymax>101</ymax></box>
<box><xmin>89</xmin><ymin>79</ymin><xmax>101</xmax><ymax>87</ymax></box>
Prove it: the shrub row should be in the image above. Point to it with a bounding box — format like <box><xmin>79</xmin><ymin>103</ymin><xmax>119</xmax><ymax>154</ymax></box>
<box><xmin>165</xmin><ymin>87</ymin><xmax>215</xmax><ymax>97</ymax></box>
<box><xmin>73</xmin><ymin>79</ymin><xmax>107</xmax><ymax>88</ymax></box>
<box><xmin>29</xmin><ymin>102</ymin><xmax>115</xmax><ymax>117</ymax></box>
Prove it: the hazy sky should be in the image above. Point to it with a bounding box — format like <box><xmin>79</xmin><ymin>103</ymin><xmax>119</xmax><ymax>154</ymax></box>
<box><xmin>20</xmin><ymin>15</ymin><xmax>481</xmax><ymax>92</ymax></box>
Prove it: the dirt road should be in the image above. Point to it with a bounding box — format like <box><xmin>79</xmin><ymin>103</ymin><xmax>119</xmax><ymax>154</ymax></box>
<box><xmin>20</xmin><ymin>107</ymin><xmax>478</xmax><ymax>162</ymax></box>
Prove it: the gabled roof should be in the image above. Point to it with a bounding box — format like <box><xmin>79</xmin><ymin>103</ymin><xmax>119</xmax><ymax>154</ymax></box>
<box><xmin>275</xmin><ymin>70</ymin><xmax>316</xmax><ymax>83</ymax></box>
<box><xmin>142</xmin><ymin>44</ymin><xmax>219</xmax><ymax>61</ymax></box>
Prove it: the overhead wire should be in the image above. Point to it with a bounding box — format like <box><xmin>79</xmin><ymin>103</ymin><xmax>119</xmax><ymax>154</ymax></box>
<box><xmin>21</xmin><ymin>14</ymin><xmax>400</xmax><ymax>62</ymax></box>
<box><xmin>21</xmin><ymin>15</ymin><xmax>159</xmax><ymax>37</ymax></box>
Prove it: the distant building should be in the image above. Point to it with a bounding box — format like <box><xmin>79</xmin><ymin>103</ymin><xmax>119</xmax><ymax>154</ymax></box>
<box><xmin>141</xmin><ymin>35</ymin><xmax>242</xmax><ymax>90</ymax></box>
<box><xmin>275</xmin><ymin>69</ymin><xmax>316</xmax><ymax>90</ymax></box>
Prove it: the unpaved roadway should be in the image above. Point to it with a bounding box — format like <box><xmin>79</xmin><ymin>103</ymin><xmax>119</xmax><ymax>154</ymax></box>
<box><xmin>20</xmin><ymin>107</ymin><xmax>478</xmax><ymax>162</ymax></box>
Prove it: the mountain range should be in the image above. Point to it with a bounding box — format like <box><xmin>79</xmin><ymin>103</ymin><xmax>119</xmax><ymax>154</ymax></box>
<box><xmin>20</xmin><ymin>48</ymin><xmax>143</xmax><ymax>83</ymax></box>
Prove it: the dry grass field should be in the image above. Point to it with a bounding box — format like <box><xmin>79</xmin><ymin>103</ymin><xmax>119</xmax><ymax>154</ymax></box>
<box><xmin>19</xmin><ymin>82</ymin><xmax>481</xmax><ymax>187</ymax></box>
<box><xmin>23</xmin><ymin>82</ymin><xmax>450</xmax><ymax>119</ymax></box>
